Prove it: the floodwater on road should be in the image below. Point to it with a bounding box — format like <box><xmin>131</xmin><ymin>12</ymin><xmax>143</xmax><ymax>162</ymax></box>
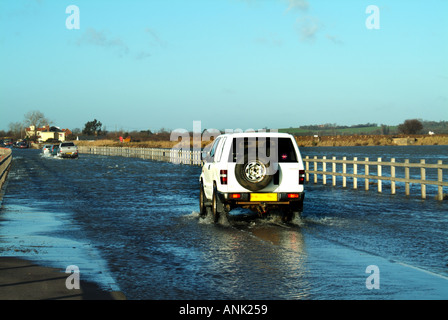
<box><xmin>1</xmin><ymin>146</ymin><xmax>447</xmax><ymax>300</ymax></box>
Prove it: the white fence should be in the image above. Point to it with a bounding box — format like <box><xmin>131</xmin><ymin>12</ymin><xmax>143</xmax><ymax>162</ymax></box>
<box><xmin>78</xmin><ymin>146</ymin><xmax>447</xmax><ymax>200</ymax></box>
<box><xmin>78</xmin><ymin>146</ymin><xmax>202</xmax><ymax>166</ymax></box>
<box><xmin>304</xmin><ymin>156</ymin><xmax>448</xmax><ymax>200</ymax></box>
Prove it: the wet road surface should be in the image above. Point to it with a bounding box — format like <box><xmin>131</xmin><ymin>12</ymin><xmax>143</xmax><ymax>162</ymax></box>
<box><xmin>1</xmin><ymin>148</ymin><xmax>447</xmax><ymax>299</ymax></box>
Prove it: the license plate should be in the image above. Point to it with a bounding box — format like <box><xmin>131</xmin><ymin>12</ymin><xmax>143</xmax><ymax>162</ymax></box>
<box><xmin>250</xmin><ymin>193</ymin><xmax>278</xmax><ymax>201</ymax></box>
<box><xmin>66</xmin><ymin>152</ymin><xmax>73</xmax><ymax>155</ymax></box>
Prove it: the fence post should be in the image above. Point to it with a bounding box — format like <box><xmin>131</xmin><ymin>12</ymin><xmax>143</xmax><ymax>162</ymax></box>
<box><xmin>420</xmin><ymin>159</ymin><xmax>426</xmax><ymax>199</ymax></box>
<box><xmin>391</xmin><ymin>158</ymin><xmax>396</xmax><ymax>195</ymax></box>
<box><xmin>342</xmin><ymin>157</ymin><xmax>347</xmax><ymax>188</ymax></box>
<box><xmin>438</xmin><ymin>160</ymin><xmax>443</xmax><ymax>201</ymax></box>
<box><xmin>365</xmin><ymin>157</ymin><xmax>369</xmax><ymax>191</ymax></box>
<box><xmin>353</xmin><ymin>157</ymin><xmax>358</xmax><ymax>189</ymax></box>
<box><xmin>322</xmin><ymin>156</ymin><xmax>327</xmax><ymax>185</ymax></box>
<box><xmin>377</xmin><ymin>157</ymin><xmax>382</xmax><ymax>193</ymax></box>
<box><xmin>314</xmin><ymin>156</ymin><xmax>318</xmax><ymax>184</ymax></box>
<box><xmin>305</xmin><ymin>156</ymin><xmax>309</xmax><ymax>182</ymax></box>
<box><xmin>405</xmin><ymin>159</ymin><xmax>410</xmax><ymax>196</ymax></box>
<box><xmin>332</xmin><ymin>157</ymin><xmax>336</xmax><ymax>186</ymax></box>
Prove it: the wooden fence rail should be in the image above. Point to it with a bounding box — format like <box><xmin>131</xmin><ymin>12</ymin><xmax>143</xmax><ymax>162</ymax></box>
<box><xmin>304</xmin><ymin>156</ymin><xmax>448</xmax><ymax>200</ymax></box>
<box><xmin>77</xmin><ymin>146</ymin><xmax>203</xmax><ymax>166</ymax></box>
<box><xmin>78</xmin><ymin>146</ymin><xmax>447</xmax><ymax>200</ymax></box>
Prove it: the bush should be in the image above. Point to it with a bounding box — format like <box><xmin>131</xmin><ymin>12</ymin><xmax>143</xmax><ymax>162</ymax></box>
<box><xmin>398</xmin><ymin>119</ymin><xmax>423</xmax><ymax>134</ymax></box>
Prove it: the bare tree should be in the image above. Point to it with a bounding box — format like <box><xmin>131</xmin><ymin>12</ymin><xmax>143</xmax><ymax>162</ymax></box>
<box><xmin>8</xmin><ymin>122</ymin><xmax>24</xmax><ymax>139</ymax></box>
<box><xmin>23</xmin><ymin>110</ymin><xmax>50</xmax><ymax>140</ymax></box>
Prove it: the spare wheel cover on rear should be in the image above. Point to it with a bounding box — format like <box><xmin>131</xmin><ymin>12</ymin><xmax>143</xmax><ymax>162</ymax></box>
<box><xmin>234</xmin><ymin>158</ymin><xmax>274</xmax><ymax>191</ymax></box>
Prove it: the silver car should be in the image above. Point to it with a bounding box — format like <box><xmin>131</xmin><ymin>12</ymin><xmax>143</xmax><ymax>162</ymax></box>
<box><xmin>42</xmin><ymin>144</ymin><xmax>52</xmax><ymax>156</ymax></box>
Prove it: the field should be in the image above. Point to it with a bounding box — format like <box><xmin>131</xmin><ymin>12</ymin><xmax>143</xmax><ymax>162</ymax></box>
<box><xmin>293</xmin><ymin>134</ymin><xmax>448</xmax><ymax>147</ymax></box>
<box><xmin>71</xmin><ymin>134</ymin><xmax>448</xmax><ymax>149</ymax></box>
<box><xmin>73</xmin><ymin>139</ymin><xmax>179</xmax><ymax>149</ymax></box>
<box><xmin>278</xmin><ymin>126</ymin><xmax>395</xmax><ymax>136</ymax></box>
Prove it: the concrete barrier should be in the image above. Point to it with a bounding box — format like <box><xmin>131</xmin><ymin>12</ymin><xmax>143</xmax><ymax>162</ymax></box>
<box><xmin>0</xmin><ymin>148</ymin><xmax>12</xmax><ymax>192</ymax></box>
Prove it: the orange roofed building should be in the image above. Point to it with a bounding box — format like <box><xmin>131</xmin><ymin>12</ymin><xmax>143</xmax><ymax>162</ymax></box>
<box><xmin>26</xmin><ymin>125</ymin><xmax>71</xmax><ymax>143</ymax></box>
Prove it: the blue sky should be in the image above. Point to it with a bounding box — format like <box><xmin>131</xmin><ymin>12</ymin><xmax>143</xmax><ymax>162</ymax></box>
<box><xmin>1</xmin><ymin>0</ymin><xmax>447</xmax><ymax>133</ymax></box>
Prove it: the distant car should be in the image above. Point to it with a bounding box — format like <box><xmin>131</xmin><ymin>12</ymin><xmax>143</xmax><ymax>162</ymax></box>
<box><xmin>42</xmin><ymin>144</ymin><xmax>52</xmax><ymax>155</ymax></box>
<box><xmin>15</xmin><ymin>141</ymin><xmax>28</xmax><ymax>149</ymax></box>
<box><xmin>57</xmin><ymin>142</ymin><xmax>78</xmax><ymax>159</ymax></box>
<box><xmin>1</xmin><ymin>139</ymin><xmax>13</xmax><ymax>147</ymax></box>
<box><xmin>51</xmin><ymin>144</ymin><xmax>59</xmax><ymax>156</ymax></box>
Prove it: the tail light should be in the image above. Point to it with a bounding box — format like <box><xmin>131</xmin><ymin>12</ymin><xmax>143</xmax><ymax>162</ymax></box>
<box><xmin>287</xmin><ymin>193</ymin><xmax>300</xmax><ymax>199</ymax></box>
<box><xmin>299</xmin><ymin>169</ymin><xmax>305</xmax><ymax>184</ymax></box>
<box><xmin>220</xmin><ymin>170</ymin><xmax>228</xmax><ymax>185</ymax></box>
<box><xmin>229</xmin><ymin>193</ymin><xmax>241</xmax><ymax>199</ymax></box>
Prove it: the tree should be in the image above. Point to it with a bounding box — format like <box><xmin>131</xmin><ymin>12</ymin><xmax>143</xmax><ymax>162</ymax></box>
<box><xmin>23</xmin><ymin>110</ymin><xmax>50</xmax><ymax>140</ymax></box>
<box><xmin>71</xmin><ymin>128</ymin><xmax>81</xmax><ymax>136</ymax></box>
<box><xmin>397</xmin><ymin>119</ymin><xmax>423</xmax><ymax>134</ymax></box>
<box><xmin>82</xmin><ymin>119</ymin><xmax>103</xmax><ymax>136</ymax></box>
<box><xmin>23</xmin><ymin>110</ymin><xmax>49</xmax><ymax>128</ymax></box>
<box><xmin>380</xmin><ymin>124</ymin><xmax>390</xmax><ymax>135</ymax></box>
<box><xmin>8</xmin><ymin>122</ymin><xmax>24</xmax><ymax>139</ymax></box>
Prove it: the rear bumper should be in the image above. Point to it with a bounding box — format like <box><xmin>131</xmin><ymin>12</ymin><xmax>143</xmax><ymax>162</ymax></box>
<box><xmin>58</xmin><ymin>152</ymin><xmax>78</xmax><ymax>158</ymax></box>
<box><xmin>218</xmin><ymin>191</ymin><xmax>304</xmax><ymax>205</ymax></box>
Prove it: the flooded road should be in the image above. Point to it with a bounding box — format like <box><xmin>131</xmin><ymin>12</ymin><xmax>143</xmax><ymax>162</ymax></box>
<box><xmin>1</xmin><ymin>147</ymin><xmax>447</xmax><ymax>300</ymax></box>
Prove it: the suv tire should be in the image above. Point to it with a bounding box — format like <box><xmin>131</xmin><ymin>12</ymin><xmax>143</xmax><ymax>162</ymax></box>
<box><xmin>234</xmin><ymin>157</ymin><xmax>274</xmax><ymax>191</ymax></box>
<box><xmin>199</xmin><ymin>182</ymin><xmax>207</xmax><ymax>217</ymax></box>
<box><xmin>282</xmin><ymin>199</ymin><xmax>304</xmax><ymax>222</ymax></box>
<box><xmin>212</xmin><ymin>185</ymin><xmax>224</xmax><ymax>223</ymax></box>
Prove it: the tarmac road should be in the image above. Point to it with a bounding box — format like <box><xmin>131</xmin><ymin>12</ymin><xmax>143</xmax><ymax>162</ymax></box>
<box><xmin>0</xmin><ymin>257</ymin><xmax>125</xmax><ymax>300</ymax></box>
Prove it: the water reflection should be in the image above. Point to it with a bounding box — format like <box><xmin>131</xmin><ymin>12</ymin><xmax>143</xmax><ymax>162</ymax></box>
<box><xmin>197</xmin><ymin>210</ymin><xmax>311</xmax><ymax>299</ymax></box>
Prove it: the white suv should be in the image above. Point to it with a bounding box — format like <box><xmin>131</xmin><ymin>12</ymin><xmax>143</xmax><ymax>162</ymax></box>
<box><xmin>199</xmin><ymin>132</ymin><xmax>305</xmax><ymax>222</ymax></box>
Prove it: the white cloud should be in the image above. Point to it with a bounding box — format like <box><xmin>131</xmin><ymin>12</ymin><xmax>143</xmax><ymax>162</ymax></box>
<box><xmin>255</xmin><ymin>33</ymin><xmax>283</xmax><ymax>47</ymax></box>
<box><xmin>285</xmin><ymin>0</ymin><xmax>309</xmax><ymax>12</ymax></box>
<box><xmin>325</xmin><ymin>34</ymin><xmax>344</xmax><ymax>45</ymax></box>
<box><xmin>135</xmin><ymin>51</ymin><xmax>152</xmax><ymax>60</ymax></box>
<box><xmin>144</xmin><ymin>28</ymin><xmax>167</xmax><ymax>48</ymax></box>
<box><xmin>295</xmin><ymin>16</ymin><xmax>321</xmax><ymax>42</ymax></box>
<box><xmin>76</xmin><ymin>28</ymin><xmax>129</xmax><ymax>56</ymax></box>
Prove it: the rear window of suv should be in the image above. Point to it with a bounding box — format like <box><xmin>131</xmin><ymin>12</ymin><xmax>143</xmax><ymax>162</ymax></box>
<box><xmin>228</xmin><ymin>137</ymin><xmax>297</xmax><ymax>163</ymax></box>
<box><xmin>61</xmin><ymin>142</ymin><xmax>75</xmax><ymax>147</ymax></box>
